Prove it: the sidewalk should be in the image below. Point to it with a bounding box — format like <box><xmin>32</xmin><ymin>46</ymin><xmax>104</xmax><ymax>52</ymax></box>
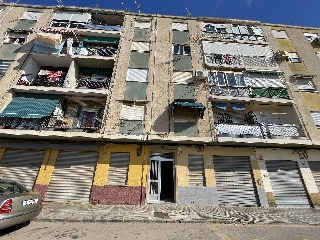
<box><xmin>36</xmin><ymin>203</ymin><xmax>320</xmax><ymax>225</ymax></box>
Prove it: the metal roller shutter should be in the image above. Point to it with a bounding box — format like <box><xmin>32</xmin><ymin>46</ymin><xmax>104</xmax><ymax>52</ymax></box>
<box><xmin>0</xmin><ymin>149</ymin><xmax>45</xmax><ymax>190</ymax></box>
<box><xmin>202</xmin><ymin>41</ymin><xmax>221</xmax><ymax>54</ymax></box>
<box><xmin>214</xmin><ymin>156</ymin><xmax>259</xmax><ymax>207</ymax></box>
<box><xmin>45</xmin><ymin>151</ymin><xmax>98</xmax><ymax>203</ymax></box>
<box><xmin>265</xmin><ymin>160</ymin><xmax>310</xmax><ymax>208</ymax></box>
<box><xmin>135</xmin><ymin>22</ymin><xmax>151</xmax><ymax>29</ymax></box>
<box><xmin>120</xmin><ymin>105</ymin><xmax>145</xmax><ymax>120</ymax></box>
<box><xmin>126</xmin><ymin>68</ymin><xmax>148</xmax><ymax>82</ymax></box>
<box><xmin>131</xmin><ymin>42</ymin><xmax>150</xmax><ymax>52</ymax></box>
<box><xmin>188</xmin><ymin>155</ymin><xmax>205</xmax><ymax>187</ymax></box>
<box><xmin>107</xmin><ymin>153</ymin><xmax>130</xmax><ymax>185</ymax></box>
<box><xmin>238</xmin><ymin>44</ymin><xmax>256</xmax><ymax>56</ymax></box>
<box><xmin>307</xmin><ymin>161</ymin><xmax>320</xmax><ymax>192</ymax></box>
<box><xmin>173</xmin><ymin>71</ymin><xmax>193</xmax><ymax>84</ymax></box>
<box><xmin>172</xmin><ymin>22</ymin><xmax>188</xmax><ymax>31</ymax></box>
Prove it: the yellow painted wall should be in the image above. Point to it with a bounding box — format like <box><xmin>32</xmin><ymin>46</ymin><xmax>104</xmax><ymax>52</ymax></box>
<box><xmin>0</xmin><ymin>148</ymin><xmax>5</xmax><ymax>163</ymax></box>
<box><xmin>35</xmin><ymin>149</ymin><xmax>59</xmax><ymax>185</ymax></box>
<box><xmin>301</xmin><ymin>92</ymin><xmax>320</xmax><ymax>111</ymax></box>
<box><xmin>277</xmin><ymin>39</ymin><xmax>297</xmax><ymax>52</ymax></box>
<box><xmin>271</xmin><ymin>26</ymin><xmax>285</xmax><ymax>31</ymax></box>
<box><xmin>287</xmin><ymin>62</ymin><xmax>309</xmax><ymax>75</ymax></box>
<box><xmin>93</xmin><ymin>144</ymin><xmax>148</xmax><ymax>187</ymax></box>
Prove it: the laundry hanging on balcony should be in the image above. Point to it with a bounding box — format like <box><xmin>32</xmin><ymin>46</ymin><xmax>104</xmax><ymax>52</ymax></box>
<box><xmin>0</xmin><ymin>93</ymin><xmax>61</xmax><ymax>118</ymax></box>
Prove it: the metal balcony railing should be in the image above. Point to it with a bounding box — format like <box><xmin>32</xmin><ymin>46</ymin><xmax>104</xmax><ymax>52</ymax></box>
<box><xmin>17</xmin><ymin>74</ymin><xmax>66</xmax><ymax>87</ymax></box>
<box><xmin>210</xmin><ymin>86</ymin><xmax>250</xmax><ymax>97</ymax></box>
<box><xmin>76</xmin><ymin>77</ymin><xmax>111</xmax><ymax>89</ymax></box>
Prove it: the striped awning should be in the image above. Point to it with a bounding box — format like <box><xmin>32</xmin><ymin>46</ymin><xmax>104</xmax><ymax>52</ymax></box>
<box><xmin>0</xmin><ymin>93</ymin><xmax>61</xmax><ymax>118</ymax></box>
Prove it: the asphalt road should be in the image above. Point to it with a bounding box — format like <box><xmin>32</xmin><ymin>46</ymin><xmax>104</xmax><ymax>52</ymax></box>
<box><xmin>1</xmin><ymin>221</ymin><xmax>319</xmax><ymax>240</ymax></box>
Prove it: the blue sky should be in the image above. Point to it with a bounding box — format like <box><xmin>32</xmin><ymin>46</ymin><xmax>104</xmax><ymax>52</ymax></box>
<box><xmin>20</xmin><ymin>0</ymin><xmax>320</xmax><ymax>28</ymax></box>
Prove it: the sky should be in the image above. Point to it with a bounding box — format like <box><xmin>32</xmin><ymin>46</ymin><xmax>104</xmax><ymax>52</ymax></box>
<box><xmin>18</xmin><ymin>0</ymin><xmax>320</xmax><ymax>28</ymax></box>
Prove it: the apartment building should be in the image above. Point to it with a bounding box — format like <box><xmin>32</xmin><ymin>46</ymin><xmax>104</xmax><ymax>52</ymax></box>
<box><xmin>0</xmin><ymin>3</ymin><xmax>319</xmax><ymax>208</ymax></box>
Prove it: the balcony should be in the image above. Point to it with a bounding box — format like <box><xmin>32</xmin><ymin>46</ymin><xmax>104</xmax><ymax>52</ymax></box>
<box><xmin>76</xmin><ymin>77</ymin><xmax>110</xmax><ymax>89</ymax></box>
<box><xmin>251</xmin><ymin>88</ymin><xmax>289</xmax><ymax>99</ymax></box>
<box><xmin>211</xmin><ymin>86</ymin><xmax>250</xmax><ymax>97</ymax></box>
<box><xmin>202</xmin><ymin>32</ymin><xmax>234</xmax><ymax>40</ymax></box>
<box><xmin>216</xmin><ymin>123</ymin><xmax>305</xmax><ymax>139</ymax></box>
<box><xmin>17</xmin><ymin>68</ymin><xmax>68</xmax><ymax>87</ymax></box>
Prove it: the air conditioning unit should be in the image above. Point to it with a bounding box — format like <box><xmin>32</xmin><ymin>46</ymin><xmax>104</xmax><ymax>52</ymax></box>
<box><xmin>195</xmin><ymin>70</ymin><xmax>208</xmax><ymax>79</ymax></box>
<box><xmin>274</xmin><ymin>50</ymin><xmax>288</xmax><ymax>61</ymax></box>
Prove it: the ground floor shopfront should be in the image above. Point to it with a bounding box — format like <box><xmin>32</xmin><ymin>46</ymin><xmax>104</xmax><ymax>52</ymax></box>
<box><xmin>0</xmin><ymin>141</ymin><xmax>320</xmax><ymax>208</ymax></box>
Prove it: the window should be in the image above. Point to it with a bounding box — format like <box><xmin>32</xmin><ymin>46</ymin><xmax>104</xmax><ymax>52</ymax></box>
<box><xmin>203</xmin><ymin>24</ymin><xmax>226</xmax><ymax>33</ymax></box>
<box><xmin>296</xmin><ymin>79</ymin><xmax>316</xmax><ymax>91</ymax></box>
<box><xmin>287</xmin><ymin>52</ymin><xmax>301</xmax><ymax>63</ymax></box>
<box><xmin>173</xmin><ymin>45</ymin><xmax>190</xmax><ymax>55</ymax></box>
<box><xmin>304</xmin><ymin>33</ymin><xmax>319</xmax><ymax>42</ymax></box>
<box><xmin>3</xmin><ymin>31</ymin><xmax>28</xmax><ymax>44</ymax></box>
<box><xmin>204</xmin><ymin>24</ymin><xmax>215</xmax><ymax>33</ymax></box>
<box><xmin>50</xmin><ymin>12</ymin><xmax>91</xmax><ymax>29</ymax></box>
<box><xmin>310</xmin><ymin>112</ymin><xmax>320</xmax><ymax>128</ymax></box>
<box><xmin>232</xmin><ymin>25</ymin><xmax>264</xmax><ymax>41</ymax></box>
<box><xmin>78</xmin><ymin>108</ymin><xmax>101</xmax><ymax>129</ymax></box>
<box><xmin>209</xmin><ymin>72</ymin><xmax>245</xmax><ymax>87</ymax></box>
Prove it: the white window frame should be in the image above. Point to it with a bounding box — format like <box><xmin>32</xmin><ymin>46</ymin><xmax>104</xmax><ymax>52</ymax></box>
<box><xmin>287</xmin><ymin>52</ymin><xmax>301</xmax><ymax>63</ymax></box>
<box><xmin>210</xmin><ymin>72</ymin><xmax>245</xmax><ymax>87</ymax></box>
<box><xmin>296</xmin><ymin>79</ymin><xmax>316</xmax><ymax>91</ymax></box>
<box><xmin>304</xmin><ymin>33</ymin><xmax>319</xmax><ymax>42</ymax></box>
<box><xmin>172</xmin><ymin>44</ymin><xmax>191</xmax><ymax>55</ymax></box>
<box><xmin>310</xmin><ymin>112</ymin><xmax>320</xmax><ymax>128</ymax></box>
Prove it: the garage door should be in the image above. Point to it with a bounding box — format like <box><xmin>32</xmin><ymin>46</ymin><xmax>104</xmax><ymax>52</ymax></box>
<box><xmin>265</xmin><ymin>160</ymin><xmax>310</xmax><ymax>208</ymax></box>
<box><xmin>0</xmin><ymin>149</ymin><xmax>45</xmax><ymax>190</ymax></box>
<box><xmin>44</xmin><ymin>151</ymin><xmax>98</xmax><ymax>203</ymax></box>
<box><xmin>214</xmin><ymin>156</ymin><xmax>259</xmax><ymax>207</ymax></box>
<box><xmin>308</xmin><ymin>161</ymin><xmax>320</xmax><ymax>192</ymax></box>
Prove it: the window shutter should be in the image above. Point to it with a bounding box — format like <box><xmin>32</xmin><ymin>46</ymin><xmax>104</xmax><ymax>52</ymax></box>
<box><xmin>124</xmin><ymin>82</ymin><xmax>147</xmax><ymax>100</ymax></box>
<box><xmin>120</xmin><ymin>105</ymin><xmax>145</xmax><ymax>120</ymax></box>
<box><xmin>172</xmin><ymin>30</ymin><xmax>189</xmax><ymax>44</ymax></box>
<box><xmin>239</xmin><ymin>25</ymin><xmax>248</xmax><ymax>35</ymax></box>
<box><xmin>53</xmin><ymin>12</ymin><xmax>73</xmax><ymax>21</ymax></box>
<box><xmin>254</xmin><ymin>45</ymin><xmax>272</xmax><ymax>56</ymax></box>
<box><xmin>202</xmin><ymin>41</ymin><xmax>221</xmax><ymax>54</ymax></box>
<box><xmin>173</xmin><ymin>71</ymin><xmax>193</xmax><ymax>84</ymax></box>
<box><xmin>220</xmin><ymin>42</ymin><xmax>238</xmax><ymax>55</ymax></box>
<box><xmin>188</xmin><ymin>155</ymin><xmax>205</xmax><ymax>187</ymax></box>
<box><xmin>172</xmin><ymin>22</ymin><xmax>188</xmax><ymax>31</ymax></box>
<box><xmin>244</xmin><ymin>73</ymin><xmax>265</xmax><ymax>87</ymax></box>
<box><xmin>126</xmin><ymin>68</ymin><xmax>148</xmax><ymax>82</ymax></box>
<box><xmin>265</xmin><ymin>74</ymin><xmax>285</xmax><ymax>88</ymax></box>
<box><xmin>135</xmin><ymin>21</ymin><xmax>151</xmax><ymax>29</ymax></box>
<box><xmin>238</xmin><ymin>44</ymin><xmax>256</xmax><ymax>56</ymax></box>
<box><xmin>107</xmin><ymin>153</ymin><xmax>130</xmax><ymax>186</ymax></box>
<box><xmin>131</xmin><ymin>42</ymin><xmax>150</xmax><ymax>52</ymax></box>
<box><xmin>70</xmin><ymin>13</ymin><xmax>91</xmax><ymax>23</ymax></box>
<box><xmin>129</xmin><ymin>52</ymin><xmax>150</xmax><ymax>68</ymax></box>
<box><xmin>0</xmin><ymin>60</ymin><xmax>12</xmax><ymax>76</ymax></box>
<box><xmin>20</xmin><ymin>11</ymin><xmax>42</xmax><ymax>21</ymax></box>
<box><xmin>271</xmin><ymin>30</ymin><xmax>288</xmax><ymax>39</ymax></box>
<box><xmin>311</xmin><ymin>112</ymin><xmax>320</xmax><ymax>127</ymax></box>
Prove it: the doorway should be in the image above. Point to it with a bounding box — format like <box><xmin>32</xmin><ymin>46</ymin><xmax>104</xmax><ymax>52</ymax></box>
<box><xmin>148</xmin><ymin>153</ymin><xmax>174</xmax><ymax>203</ymax></box>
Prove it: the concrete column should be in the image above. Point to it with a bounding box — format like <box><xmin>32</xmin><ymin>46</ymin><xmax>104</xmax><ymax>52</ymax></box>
<box><xmin>258</xmin><ymin>159</ymin><xmax>276</xmax><ymax>207</ymax></box>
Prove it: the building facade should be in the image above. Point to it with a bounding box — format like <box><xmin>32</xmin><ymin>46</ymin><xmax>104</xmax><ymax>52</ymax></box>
<box><xmin>0</xmin><ymin>3</ymin><xmax>320</xmax><ymax>207</ymax></box>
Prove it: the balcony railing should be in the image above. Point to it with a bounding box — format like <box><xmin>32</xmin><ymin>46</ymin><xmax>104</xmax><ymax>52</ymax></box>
<box><xmin>216</xmin><ymin>123</ymin><xmax>305</xmax><ymax>139</ymax></box>
<box><xmin>210</xmin><ymin>86</ymin><xmax>290</xmax><ymax>100</ymax></box>
<box><xmin>17</xmin><ymin>74</ymin><xmax>66</xmax><ymax>87</ymax></box>
<box><xmin>75</xmin><ymin>46</ymin><xmax>117</xmax><ymax>57</ymax></box>
<box><xmin>202</xmin><ymin>31</ymin><xmax>266</xmax><ymax>42</ymax></box>
<box><xmin>211</xmin><ymin>86</ymin><xmax>250</xmax><ymax>97</ymax></box>
<box><xmin>251</xmin><ymin>88</ymin><xmax>289</xmax><ymax>99</ymax></box>
<box><xmin>76</xmin><ymin>77</ymin><xmax>110</xmax><ymax>89</ymax></box>
<box><xmin>205</xmin><ymin>54</ymin><xmax>243</xmax><ymax>67</ymax></box>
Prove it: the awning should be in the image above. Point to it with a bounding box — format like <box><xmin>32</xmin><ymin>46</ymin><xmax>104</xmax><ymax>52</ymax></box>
<box><xmin>83</xmin><ymin>36</ymin><xmax>120</xmax><ymax>45</ymax></box>
<box><xmin>292</xmin><ymin>74</ymin><xmax>317</xmax><ymax>78</ymax></box>
<box><xmin>0</xmin><ymin>93</ymin><xmax>61</xmax><ymax>118</ymax></box>
<box><xmin>171</xmin><ymin>101</ymin><xmax>206</xmax><ymax>119</ymax></box>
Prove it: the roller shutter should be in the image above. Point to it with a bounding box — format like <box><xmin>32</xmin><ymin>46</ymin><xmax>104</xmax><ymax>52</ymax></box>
<box><xmin>172</xmin><ymin>22</ymin><xmax>188</xmax><ymax>31</ymax></box>
<box><xmin>188</xmin><ymin>155</ymin><xmax>205</xmax><ymax>186</ymax></box>
<box><xmin>309</xmin><ymin>161</ymin><xmax>320</xmax><ymax>192</ymax></box>
<box><xmin>107</xmin><ymin>153</ymin><xmax>130</xmax><ymax>185</ymax></box>
<box><xmin>214</xmin><ymin>156</ymin><xmax>259</xmax><ymax>207</ymax></box>
<box><xmin>44</xmin><ymin>151</ymin><xmax>98</xmax><ymax>203</ymax></box>
<box><xmin>0</xmin><ymin>149</ymin><xmax>45</xmax><ymax>190</ymax></box>
<box><xmin>265</xmin><ymin>160</ymin><xmax>310</xmax><ymax>208</ymax></box>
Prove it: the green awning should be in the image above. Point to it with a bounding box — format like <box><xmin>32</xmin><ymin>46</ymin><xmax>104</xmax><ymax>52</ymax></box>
<box><xmin>0</xmin><ymin>93</ymin><xmax>61</xmax><ymax>118</ymax></box>
<box><xmin>171</xmin><ymin>101</ymin><xmax>206</xmax><ymax>119</ymax></box>
<box><xmin>83</xmin><ymin>36</ymin><xmax>120</xmax><ymax>45</ymax></box>
<box><xmin>292</xmin><ymin>74</ymin><xmax>317</xmax><ymax>78</ymax></box>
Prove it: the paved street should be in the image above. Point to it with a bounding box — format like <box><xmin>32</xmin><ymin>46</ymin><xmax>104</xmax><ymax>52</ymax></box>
<box><xmin>1</xmin><ymin>221</ymin><xmax>320</xmax><ymax>240</ymax></box>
